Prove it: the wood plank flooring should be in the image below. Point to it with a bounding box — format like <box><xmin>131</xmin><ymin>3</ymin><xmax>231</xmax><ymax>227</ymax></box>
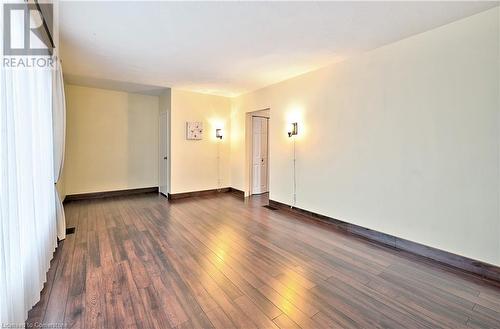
<box><xmin>27</xmin><ymin>193</ymin><xmax>500</xmax><ymax>328</ymax></box>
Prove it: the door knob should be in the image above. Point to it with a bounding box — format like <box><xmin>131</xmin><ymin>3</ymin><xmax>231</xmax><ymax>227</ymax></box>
<box><xmin>164</xmin><ymin>156</ymin><xmax>168</xmax><ymax>160</ymax></box>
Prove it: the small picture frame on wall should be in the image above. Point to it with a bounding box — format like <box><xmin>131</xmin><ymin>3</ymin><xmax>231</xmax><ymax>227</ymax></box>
<box><xmin>186</xmin><ymin>121</ymin><xmax>203</xmax><ymax>140</ymax></box>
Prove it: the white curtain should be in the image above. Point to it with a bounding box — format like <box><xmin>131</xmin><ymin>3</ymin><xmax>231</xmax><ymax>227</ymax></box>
<box><xmin>53</xmin><ymin>59</ymin><xmax>66</xmax><ymax>240</ymax></box>
<box><xmin>0</xmin><ymin>2</ymin><xmax>58</xmax><ymax>325</ymax></box>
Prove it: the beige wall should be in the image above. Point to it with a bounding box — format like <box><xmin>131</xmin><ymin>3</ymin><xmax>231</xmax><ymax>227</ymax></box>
<box><xmin>170</xmin><ymin>89</ymin><xmax>231</xmax><ymax>193</ymax></box>
<box><xmin>56</xmin><ymin>173</ymin><xmax>66</xmax><ymax>200</ymax></box>
<box><xmin>231</xmin><ymin>8</ymin><xmax>500</xmax><ymax>265</ymax></box>
<box><xmin>64</xmin><ymin>85</ymin><xmax>160</xmax><ymax>194</ymax></box>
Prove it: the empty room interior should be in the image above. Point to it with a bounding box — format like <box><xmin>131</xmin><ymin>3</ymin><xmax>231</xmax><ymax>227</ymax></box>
<box><xmin>2</xmin><ymin>1</ymin><xmax>500</xmax><ymax>328</ymax></box>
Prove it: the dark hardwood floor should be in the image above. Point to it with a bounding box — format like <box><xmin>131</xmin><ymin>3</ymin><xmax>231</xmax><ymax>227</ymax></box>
<box><xmin>27</xmin><ymin>193</ymin><xmax>500</xmax><ymax>328</ymax></box>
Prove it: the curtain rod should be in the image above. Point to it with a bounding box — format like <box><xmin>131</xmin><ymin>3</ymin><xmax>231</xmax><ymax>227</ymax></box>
<box><xmin>30</xmin><ymin>0</ymin><xmax>55</xmax><ymax>51</ymax></box>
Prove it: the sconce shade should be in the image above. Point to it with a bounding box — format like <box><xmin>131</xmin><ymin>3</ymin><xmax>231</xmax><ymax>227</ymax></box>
<box><xmin>288</xmin><ymin>122</ymin><xmax>298</xmax><ymax>137</ymax></box>
<box><xmin>216</xmin><ymin>128</ymin><xmax>223</xmax><ymax>139</ymax></box>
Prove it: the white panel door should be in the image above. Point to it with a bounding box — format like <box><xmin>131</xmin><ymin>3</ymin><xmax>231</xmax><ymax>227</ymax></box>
<box><xmin>252</xmin><ymin>117</ymin><xmax>262</xmax><ymax>194</ymax></box>
<box><xmin>252</xmin><ymin>117</ymin><xmax>269</xmax><ymax>194</ymax></box>
<box><xmin>159</xmin><ymin>112</ymin><xmax>169</xmax><ymax>196</ymax></box>
<box><xmin>260</xmin><ymin>118</ymin><xmax>268</xmax><ymax>193</ymax></box>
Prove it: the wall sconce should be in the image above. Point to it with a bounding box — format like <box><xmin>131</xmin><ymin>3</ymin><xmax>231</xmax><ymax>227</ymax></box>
<box><xmin>216</xmin><ymin>128</ymin><xmax>223</xmax><ymax>139</ymax></box>
<box><xmin>288</xmin><ymin>122</ymin><xmax>298</xmax><ymax>137</ymax></box>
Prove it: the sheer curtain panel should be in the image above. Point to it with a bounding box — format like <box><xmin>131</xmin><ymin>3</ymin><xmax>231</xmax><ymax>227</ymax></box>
<box><xmin>53</xmin><ymin>59</ymin><xmax>66</xmax><ymax>240</ymax></box>
<box><xmin>0</xmin><ymin>2</ymin><xmax>58</xmax><ymax>325</ymax></box>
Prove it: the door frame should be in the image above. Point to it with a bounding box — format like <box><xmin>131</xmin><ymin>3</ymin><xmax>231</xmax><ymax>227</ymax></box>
<box><xmin>247</xmin><ymin>110</ymin><xmax>270</xmax><ymax>196</ymax></box>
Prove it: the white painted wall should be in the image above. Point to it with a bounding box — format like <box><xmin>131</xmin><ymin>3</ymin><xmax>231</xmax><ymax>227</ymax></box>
<box><xmin>170</xmin><ymin>89</ymin><xmax>231</xmax><ymax>193</ymax></box>
<box><xmin>231</xmin><ymin>8</ymin><xmax>500</xmax><ymax>265</ymax></box>
<box><xmin>64</xmin><ymin>85</ymin><xmax>160</xmax><ymax>194</ymax></box>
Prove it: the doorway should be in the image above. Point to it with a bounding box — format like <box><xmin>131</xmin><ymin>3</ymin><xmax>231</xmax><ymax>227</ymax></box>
<box><xmin>251</xmin><ymin>115</ymin><xmax>269</xmax><ymax>195</ymax></box>
<box><xmin>159</xmin><ymin>112</ymin><xmax>169</xmax><ymax>196</ymax></box>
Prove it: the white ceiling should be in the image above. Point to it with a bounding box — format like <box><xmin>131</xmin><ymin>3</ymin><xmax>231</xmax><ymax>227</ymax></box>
<box><xmin>60</xmin><ymin>1</ymin><xmax>498</xmax><ymax>97</ymax></box>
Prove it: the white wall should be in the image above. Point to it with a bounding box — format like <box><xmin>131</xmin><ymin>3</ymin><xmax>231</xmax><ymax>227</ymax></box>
<box><xmin>231</xmin><ymin>8</ymin><xmax>500</xmax><ymax>265</ymax></box>
<box><xmin>65</xmin><ymin>85</ymin><xmax>160</xmax><ymax>194</ymax></box>
<box><xmin>170</xmin><ymin>89</ymin><xmax>231</xmax><ymax>193</ymax></box>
